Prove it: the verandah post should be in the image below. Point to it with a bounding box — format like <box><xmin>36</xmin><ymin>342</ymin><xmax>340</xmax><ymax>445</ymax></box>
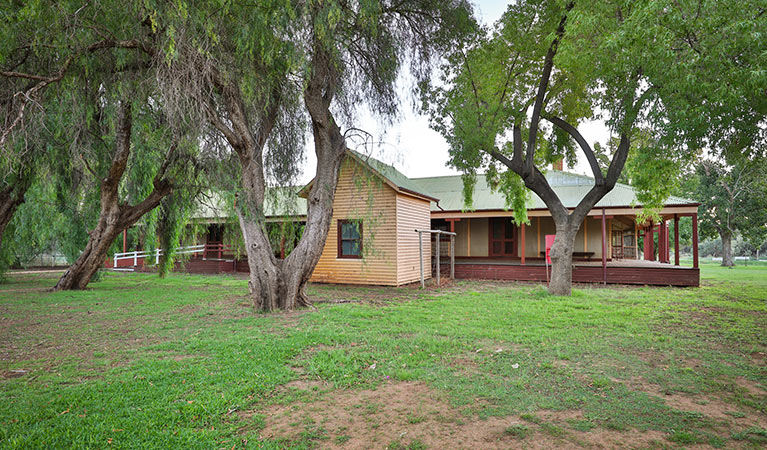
<box><xmin>520</xmin><ymin>222</ymin><xmax>526</xmax><ymax>265</ymax></box>
<box><xmin>602</xmin><ymin>208</ymin><xmax>607</xmax><ymax>284</ymax></box>
<box><xmin>692</xmin><ymin>213</ymin><xmax>699</xmax><ymax>269</ymax></box>
<box><xmin>674</xmin><ymin>214</ymin><xmax>679</xmax><ymax>266</ymax></box>
<box><xmin>660</xmin><ymin>220</ymin><xmax>666</xmax><ymax>263</ymax></box>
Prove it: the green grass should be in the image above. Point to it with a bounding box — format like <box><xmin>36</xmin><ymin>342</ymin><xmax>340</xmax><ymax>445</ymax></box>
<box><xmin>0</xmin><ymin>264</ymin><xmax>765</xmax><ymax>449</ymax></box>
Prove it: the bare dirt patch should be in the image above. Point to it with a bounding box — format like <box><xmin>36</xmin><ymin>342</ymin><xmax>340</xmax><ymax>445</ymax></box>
<box><xmin>281</xmin><ymin>379</ymin><xmax>328</xmax><ymax>391</ymax></box>
<box><xmin>735</xmin><ymin>376</ymin><xmax>766</xmax><ymax>397</ymax></box>
<box><xmin>623</xmin><ymin>376</ymin><xmax>767</xmax><ymax>430</ymax></box>
<box><xmin>1</xmin><ymin>369</ymin><xmax>29</xmax><ymax>380</ymax></box>
<box><xmin>750</xmin><ymin>351</ymin><xmax>767</xmax><ymax>366</ymax></box>
<box><xmin>448</xmin><ymin>356</ymin><xmax>480</xmax><ymax>376</ymax></box>
<box><xmin>247</xmin><ymin>381</ymin><xmax>676</xmax><ymax>449</ymax></box>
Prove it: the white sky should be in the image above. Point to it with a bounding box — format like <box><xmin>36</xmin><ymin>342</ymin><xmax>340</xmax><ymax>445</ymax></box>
<box><xmin>298</xmin><ymin>0</ymin><xmax>609</xmax><ymax>183</ymax></box>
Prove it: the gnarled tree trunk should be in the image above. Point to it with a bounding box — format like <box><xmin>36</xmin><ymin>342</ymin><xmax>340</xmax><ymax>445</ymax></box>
<box><xmin>210</xmin><ymin>44</ymin><xmax>346</xmax><ymax>311</ymax></box>
<box><xmin>0</xmin><ymin>176</ymin><xmax>32</xmax><ymax>256</ymax></box>
<box><xmin>720</xmin><ymin>229</ymin><xmax>734</xmax><ymax>267</ymax></box>
<box><xmin>54</xmin><ymin>102</ymin><xmax>173</xmax><ymax>291</ymax></box>
<box><xmin>278</xmin><ymin>56</ymin><xmax>346</xmax><ymax>309</ymax></box>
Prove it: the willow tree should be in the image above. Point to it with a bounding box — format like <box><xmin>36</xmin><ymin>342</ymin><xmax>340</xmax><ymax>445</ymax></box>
<box><xmin>0</xmin><ymin>2</ymin><xmax>202</xmax><ymax>290</ymax></box>
<box><xmin>424</xmin><ymin>0</ymin><xmax>767</xmax><ymax>295</ymax></box>
<box><xmin>0</xmin><ymin>153</ymin><xmax>32</xmax><ymax>270</ymax></box>
<box><xmin>156</xmin><ymin>0</ymin><xmax>473</xmax><ymax>310</ymax></box>
<box><xmin>0</xmin><ymin>1</ymin><xmax>75</xmax><ymax>269</ymax></box>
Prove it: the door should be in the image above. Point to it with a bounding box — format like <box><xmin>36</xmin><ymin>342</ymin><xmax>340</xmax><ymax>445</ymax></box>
<box><xmin>611</xmin><ymin>230</ymin><xmax>623</xmax><ymax>259</ymax></box>
<box><xmin>489</xmin><ymin>218</ymin><xmax>516</xmax><ymax>257</ymax></box>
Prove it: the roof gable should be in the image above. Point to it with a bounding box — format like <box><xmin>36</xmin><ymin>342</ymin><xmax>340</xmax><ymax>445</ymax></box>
<box><xmin>298</xmin><ymin>149</ymin><xmax>438</xmax><ymax>202</ymax></box>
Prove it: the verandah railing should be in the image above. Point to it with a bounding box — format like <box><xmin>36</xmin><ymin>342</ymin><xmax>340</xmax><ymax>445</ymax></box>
<box><xmin>110</xmin><ymin>243</ymin><xmax>237</xmax><ymax>268</ymax></box>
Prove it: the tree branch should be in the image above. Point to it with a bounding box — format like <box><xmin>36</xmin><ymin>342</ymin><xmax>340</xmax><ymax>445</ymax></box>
<box><xmin>525</xmin><ymin>3</ymin><xmax>572</xmax><ymax>174</ymax></box>
<box><xmin>544</xmin><ymin>115</ymin><xmax>605</xmax><ymax>185</ymax></box>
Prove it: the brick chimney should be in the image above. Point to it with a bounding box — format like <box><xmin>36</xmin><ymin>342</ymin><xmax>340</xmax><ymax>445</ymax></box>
<box><xmin>552</xmin><ymin>159</ymin><xmax>563</xmax><ymax>171</ymax></box>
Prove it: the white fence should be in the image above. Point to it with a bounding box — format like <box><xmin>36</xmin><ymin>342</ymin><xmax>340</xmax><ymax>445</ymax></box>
<box><xmin>111</xmin><ymin>244</ymin><xmax>207</xmax><ymax>268</ymax></box>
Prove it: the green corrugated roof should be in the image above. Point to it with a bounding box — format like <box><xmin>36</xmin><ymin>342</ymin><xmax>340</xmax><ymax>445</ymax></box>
<box><xmin>263</xmin><ymin>187</ymin><xmax>307</xmax><ymax>217</ymax></box>
<box><xmin>192</xmin><ymin>188</ymin><xmax>307</xmax><ymax>220</ymax></box>
<box><xmin>412</xmin><ymin>171</ymin><xmax>696</xmax><ymax>211</ymax></box>
<box><xmin>195</xmin><ymin>162</ymin><xmax>696</xmax><ymax>220</ymax></box>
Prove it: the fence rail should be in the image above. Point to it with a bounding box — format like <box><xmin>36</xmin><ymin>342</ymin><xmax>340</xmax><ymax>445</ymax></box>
<box><xmin>110</xmin><ymin>243</ymin><xmax>238</xmax><ymax>268</ymax></box>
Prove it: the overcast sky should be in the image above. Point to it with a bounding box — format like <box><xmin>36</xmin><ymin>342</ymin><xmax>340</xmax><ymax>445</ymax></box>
<box><xmin>298</xmin><ymin>0</ymin><xmax>609</xmax><ymax>183</ymax></box>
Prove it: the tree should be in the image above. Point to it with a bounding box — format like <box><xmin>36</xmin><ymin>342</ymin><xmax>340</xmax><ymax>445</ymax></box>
<box><xmin>424</xmin><ymin>0</ymin><xmax>767</xmax><ymax>295</ymax></box>
<box><xmin>425</xmin><ymin>2</ymin><xmax>648</xmax><ymax>295</ymax></box>
<box><xmin>688</xmin><ymin>158</ymin><xmax>767</xmax><ymax>266</ymax></box>
<box><xmin>1</xmin><ymin>2</ymin><xmax>206</xmax><ymax>290</ymax></box>
<box><xmin>156</xmin><ymin>0</ymin><xmax>473</xmax><ymax>310</ymax></box>
<box><xmin>0</xmin><ymin>157</ymin><xmax>32</xmax><ymax>269</ymax></box>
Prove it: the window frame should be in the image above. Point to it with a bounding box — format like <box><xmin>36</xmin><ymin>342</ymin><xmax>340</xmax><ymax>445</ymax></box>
<box><xmin>337</xmin><ymin>220</ymin><xmax>363</xmax><ymax>259</ymax></box>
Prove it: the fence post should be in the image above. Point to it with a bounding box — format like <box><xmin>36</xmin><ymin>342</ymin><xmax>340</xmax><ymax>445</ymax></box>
<box><xmin>450</xmin><ymin>234</ymin><xmax>455</xmax><ymax>279</ymax></box>
<box><xmin>435</xmin><ymin>233</ymin><xmax>440</xmax><ymax>286</ymax></box>
<box><xmin>156</xmin><ymin>248</ymin><xmax>160</xmax><ymax>265</ymax></box>
<box><xmin>114</xmin><ymin>254</ymin><xmax>117</xmax><ymax>268</ymax></box>
<box><xmin>133</xmin><ymin>251</ymin><xmax>137</xmax><ymax>266</ymax></box>
<box><xmin>419</xmin><ymin>231</ymin><xmax>424</xmax><ymax>289</ymax></box>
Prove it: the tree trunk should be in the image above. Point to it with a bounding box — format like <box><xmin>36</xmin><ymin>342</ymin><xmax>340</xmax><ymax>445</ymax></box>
<box><xmin>210</xmin><ymin>43</ymin><xmax>346</xmax><ymax>311</ymax></box>
<box><xmin>0</xmin><ymin>179</ymin><xmax>31</xmax><ymax>257</ymax></box>
<box><xmin>548</xmin><ymin>224</ymin><xmax>578</xmax><ymax>296</ymax></box>
<box><xmin>54</xmin><ymin>211</ymin><xmax>123</xmax><ymax>290</ymax></box>
<box><xmin>720</xmin><ymin>230</ymin><xmax>734</xmax><ymax>267</ymax></box>
<box><xmin>54</xmin><ymin>102</ymin><xmax>173</xmax><ymax>290</ymax></box>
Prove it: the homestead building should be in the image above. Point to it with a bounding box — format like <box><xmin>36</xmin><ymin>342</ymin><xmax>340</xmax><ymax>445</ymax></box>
<box><xmin>110</xmin><ymin>150</ymin><xmax>701</xmax><ymax>287</ymax></box>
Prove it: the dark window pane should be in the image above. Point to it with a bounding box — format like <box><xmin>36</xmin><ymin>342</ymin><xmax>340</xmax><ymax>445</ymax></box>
<box><xmin>505</xmin><ymin>241</ymin><xmax>514</xmax><ymax>254</ymax></box>
<box><xmin>492</xmin><ymin>220</ymin><xmax>503</xmax><ymax>239</ymax></box>
<box><xmin>492</xmin><ymin>242</ymin><xmax>501</xmax><ymax>254</ymax></box>
<box><xmin>505</xmin><ymin>222</ymin><xmax>513</xmax><ymax>239</ymax></box>
<box><xmin>342</xmin><ymin>223</ymin><xmax>360</xmax><ymax>240</ymax></box>
<box><xmin>342</xmin><ymin>240</ymin><xmax>360</xmax><ymax>256</ymax></box>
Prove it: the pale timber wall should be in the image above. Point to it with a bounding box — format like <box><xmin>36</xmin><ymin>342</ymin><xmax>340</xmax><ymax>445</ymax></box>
<box><xmin>395</xmin><ymin>194</ymin><xmax>432</xmax><ymax>285</ymax></box>
<box><xmin>309</xmin><ymin>159</ymin><xmax>399</xmax><ymax>285</ymax></box>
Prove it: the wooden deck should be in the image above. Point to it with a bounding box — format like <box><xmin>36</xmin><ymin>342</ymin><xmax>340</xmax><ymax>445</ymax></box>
<box><xmin>451</xmin><ymin>258</ymin><xmax>699</xmax><ymax>287</ymax></box>
<box><xmin>109</xmin><ymin>249</ymin><xmax>698</xmax><ymax>287</ymax></box>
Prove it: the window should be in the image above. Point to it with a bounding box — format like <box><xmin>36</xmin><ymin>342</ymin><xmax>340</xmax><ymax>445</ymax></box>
<box><xmin>337</xmin><ymin>220</ymin><xmax>363</xmax><ymax>258</ymax></box>
<box><xmin>489</xmin><ymin>218</ymin><xmax>515</xmax><ymax>256</ymax></box>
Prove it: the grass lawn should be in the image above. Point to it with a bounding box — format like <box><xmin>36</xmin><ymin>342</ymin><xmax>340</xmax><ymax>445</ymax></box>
<box><xmin>1</xmin><ymin>264</ymin><xmax>765</xmax><ymax>449</ymax></box>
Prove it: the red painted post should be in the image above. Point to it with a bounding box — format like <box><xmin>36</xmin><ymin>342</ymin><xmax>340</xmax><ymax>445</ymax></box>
<box><xmin>123</xmin><ymin>229</ymin><xmax>127</xmax><ymax>253</ymax></box>
<box><xmin>692</xmin><ymin>213</ymin><xmax>699</xmax><ymax>268</ymax></box>
<box><xmin>644</xmin><ymin>223</ymin><xmax>655</xmax><ymax>261</ymax></box>
<box><xmin>665</xmin><ymin>221</ymin><xmax>670</xmax><ymax>263</ymax></box>
<box><xmin>659</xmin><ymin>220</ymin><xmax>667</xmax><ymax>263</ymax></box>
<box><xmin>674</xmin><ymin>214</ymin><xmax>680</xmax><ymax>266</ymax></box>
<box><xmin>602</xmin><ymin>208</ymin><xmax>607</xmax><ymax>284</ymax></box>
<box><xmin>520</xmin><ymin>222</ymin><xmax>526</xmax><ymax>265</ymax></box>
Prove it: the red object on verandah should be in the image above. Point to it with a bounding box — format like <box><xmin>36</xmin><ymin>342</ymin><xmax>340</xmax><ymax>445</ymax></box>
<box><xmin>545</xmin><ymin>234</ymin><xmax>556</xmax><ymax>265</ymax></box>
